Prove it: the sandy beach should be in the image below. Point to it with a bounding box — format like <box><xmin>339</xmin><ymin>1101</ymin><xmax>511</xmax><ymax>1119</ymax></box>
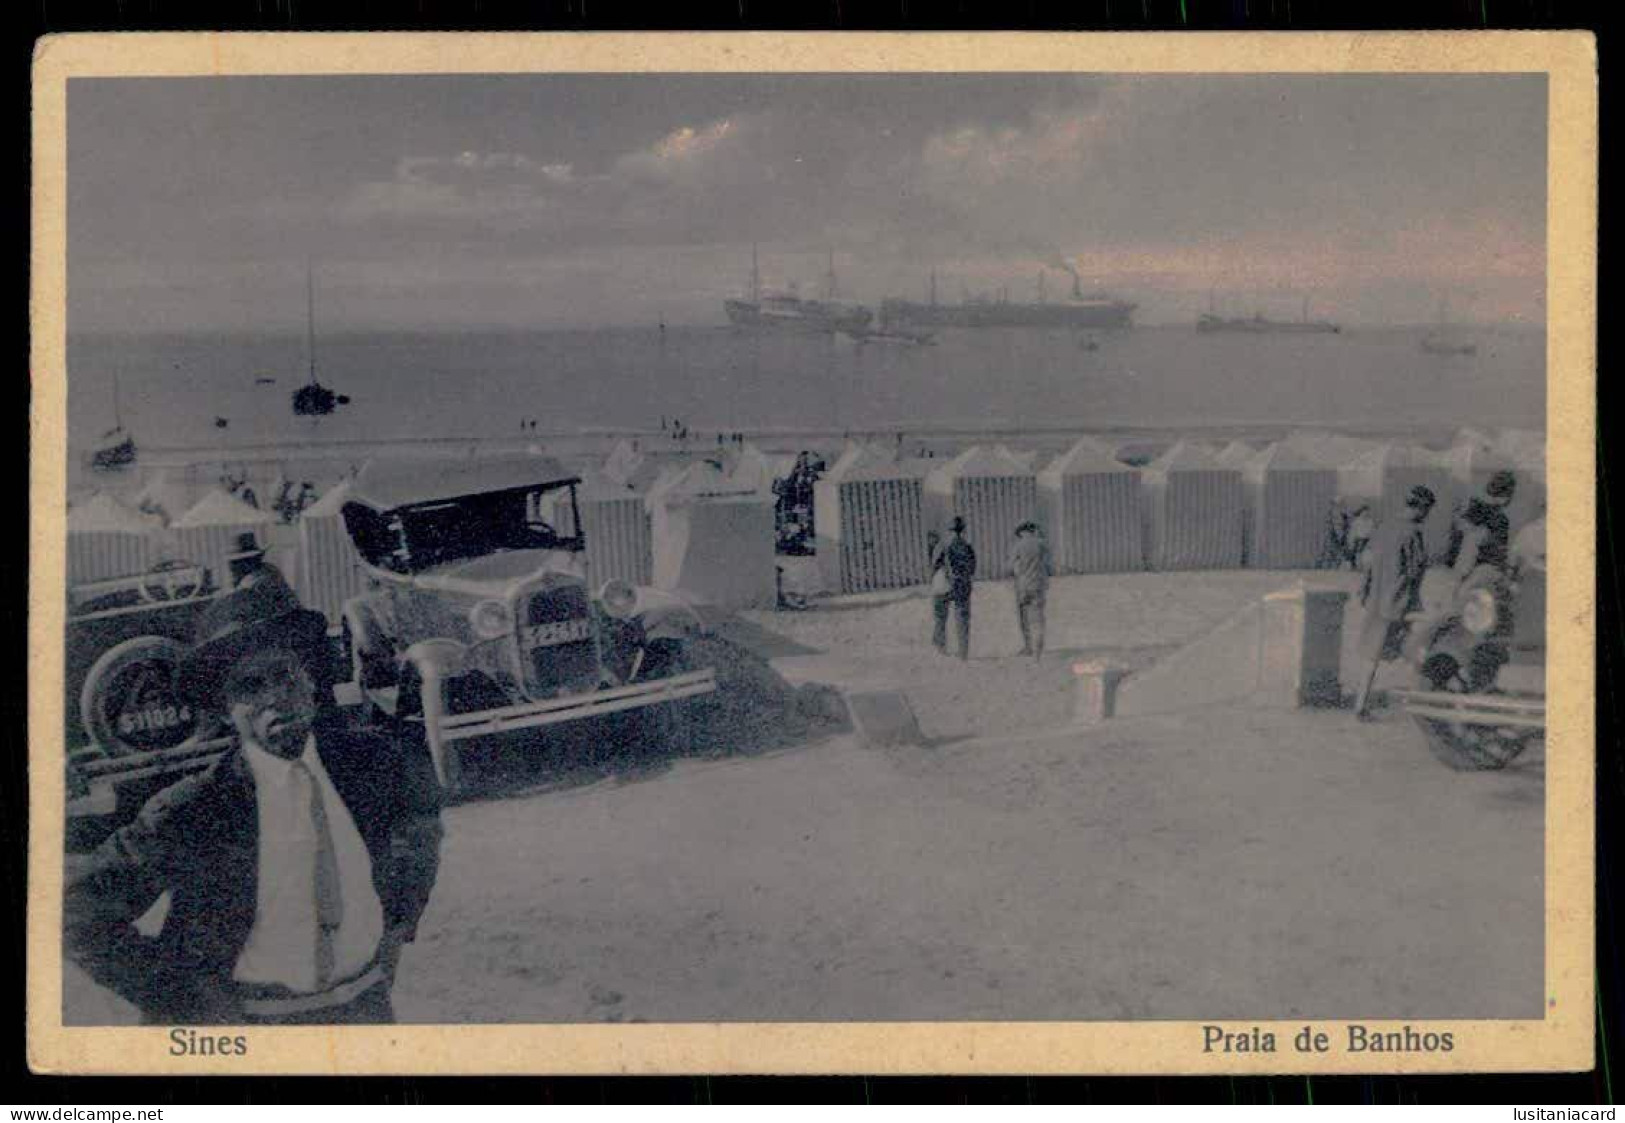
<box><xmin>63</xmin><ymin>567</ymin><xmax>1542</xmax><ymax>1026</ymax></box>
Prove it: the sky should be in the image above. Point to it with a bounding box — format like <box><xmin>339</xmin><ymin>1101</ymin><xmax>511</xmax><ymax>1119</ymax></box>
<box><xmin>66</xmin><ymin>72</ymin><xmax>1546</xmax><ymax>331</ymax></box>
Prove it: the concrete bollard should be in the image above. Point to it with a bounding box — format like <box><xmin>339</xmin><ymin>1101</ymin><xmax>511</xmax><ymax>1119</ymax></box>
<box><xmin>1258</xmin><ymin>585</ymin><xmax>1350</xmax><ymax>708</ymax></box>
<box><xmin>1072</xmin><ymin>660</ymin><xmax>1128</xmax><ymax>725</ymax></box>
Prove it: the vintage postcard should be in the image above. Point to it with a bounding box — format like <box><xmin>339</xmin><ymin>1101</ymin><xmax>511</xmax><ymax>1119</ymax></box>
<box><xmin>29</xmin><ymin>32</ymin><xmax>1596</xmax><ymax>1075</ymax></box>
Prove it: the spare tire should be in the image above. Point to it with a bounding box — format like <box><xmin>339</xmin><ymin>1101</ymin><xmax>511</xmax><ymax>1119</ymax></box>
<box><xmin>78</xmin><ymin>636</ymin><xmax>201</xmax><ymax>757</ymax></box>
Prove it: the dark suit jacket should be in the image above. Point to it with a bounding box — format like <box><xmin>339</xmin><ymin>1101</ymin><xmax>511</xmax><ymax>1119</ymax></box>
<box><xmin>63</xmin><ymin>712</ymin><xmax>443</xmax><ymax>1024</ymax></box>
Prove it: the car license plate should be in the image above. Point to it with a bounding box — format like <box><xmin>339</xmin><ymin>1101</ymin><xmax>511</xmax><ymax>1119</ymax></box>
<box><xmin>527</xmin><ymin>618</ymin><xmax>591</xmax><ymax>647</ymax></box>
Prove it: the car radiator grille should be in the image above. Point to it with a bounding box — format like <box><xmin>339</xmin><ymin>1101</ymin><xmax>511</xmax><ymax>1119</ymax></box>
<box><xmin>521</xmin><ymin>583</ymin><xmax>600</xmax><ymax>698</ymax></box>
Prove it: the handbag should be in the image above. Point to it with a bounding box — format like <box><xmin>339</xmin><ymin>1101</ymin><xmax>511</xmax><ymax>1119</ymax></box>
<box><xmin>929</xmin><ymin>566</ymin><xmax>951</xmax><ymax>597</ymax></box>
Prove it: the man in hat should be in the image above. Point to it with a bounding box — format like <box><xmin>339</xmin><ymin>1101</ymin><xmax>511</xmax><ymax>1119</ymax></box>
<box><xmin>930</xmin><ymin>516</ymin><xmax>977</xmax><ymax>659</ymax></box>
<box><xmin>63</xmin><ymin>579</ymin><xmax>443</xmax><ymax>1025</ymax></box>
<box><xmin>1009</xmin><ymin>521</ymin><xmax>1051</xmax><ymax>660</ymax></box>
<box><xmin>1353</xmin><ymin>485</ymin><xmax>1437</xmax><ymax>720</ymax></box>
<box><xmin>226</xmin><ymin>531</ymin><xmax>290</xmax><ymax>594</ymax></box>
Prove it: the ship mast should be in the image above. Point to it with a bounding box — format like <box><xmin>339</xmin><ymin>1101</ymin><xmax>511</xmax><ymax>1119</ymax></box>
<box><xmin>929</xmin><ymin>269</ymin><xmax>938</xmax><ymax>307</ymax></box>
<box><xmin>750</xmin><ymin>242</ymin><xmax>760</xmax><ymax>303</ymax></box>
<box><xmin>825</xmin><ymin>249</ymin><xmax>837</xmax><ymax>300</ymax></box>
<box><xmin>306</xmin><ymin>260</ymin><xmax>319</xmax><ymax>388</ymax></box>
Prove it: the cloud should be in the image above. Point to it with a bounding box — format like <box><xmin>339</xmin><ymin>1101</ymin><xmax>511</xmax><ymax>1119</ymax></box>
<box><xmin>67</xmin><ymin>73</ymin><xmax>1546</xmax><ymax>329</ymax></box>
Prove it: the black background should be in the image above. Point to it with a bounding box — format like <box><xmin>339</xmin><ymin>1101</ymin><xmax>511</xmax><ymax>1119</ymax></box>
<box><xmin>12</xmin><ymin>0</ymin><xmax>1617</xmax><ymax>1105</ymax></box>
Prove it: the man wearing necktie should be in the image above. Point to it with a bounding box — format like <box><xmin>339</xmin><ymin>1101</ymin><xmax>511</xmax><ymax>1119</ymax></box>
<box><xmin>64</xmin><ymin>579</ymin><xmax>443</xmax><ymax>1025</ymax></box>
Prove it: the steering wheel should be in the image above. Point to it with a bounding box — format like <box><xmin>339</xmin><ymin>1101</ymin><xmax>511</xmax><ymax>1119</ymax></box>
<box><xmin>138</xmin><ymin>559</ymin><xmax>207</xmax><ymax>604</ymax></box>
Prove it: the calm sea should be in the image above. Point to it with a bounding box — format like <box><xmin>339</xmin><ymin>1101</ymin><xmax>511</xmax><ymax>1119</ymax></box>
<box><xmin>66</xmin><ymin>323</ymin><xmax>1543</xmax><ymax>481</ymax></box>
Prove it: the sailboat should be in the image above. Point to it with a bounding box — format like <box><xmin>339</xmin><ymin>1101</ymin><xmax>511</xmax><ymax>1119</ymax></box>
<box><xmin>91</xmin><ymin>369</ymin><xmax>137</xmax><ymax>472</ymax></box>
<box><xmin>292</xmin><ymin>262</ymin><xmax>352</xmax><ymax>417</ymax></box>
<box><xmin>1419</xmin><ymin>296</ymin><xmax>1478</xmax><ymax>356</ymax></box>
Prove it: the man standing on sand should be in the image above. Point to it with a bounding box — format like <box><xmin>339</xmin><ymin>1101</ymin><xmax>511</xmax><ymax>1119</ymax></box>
<box><xmin>1353</xmin><ymin>485</ymin><xmax>1436</xmax><ymax>720</ymax></box>
<box><xmin>1009</xmin><ymin>521</ymin><xmax>1051</xmax><ymax>661</ymax></box>
<box><xmin>931</xmin><ymin>516</ymin><xmax>977</xmax><ymax>659</ymax></box>
<box><xmin>63</xmin><ymin>579</ymin><xmax>443</xmax><ymax>1025</ymax></box>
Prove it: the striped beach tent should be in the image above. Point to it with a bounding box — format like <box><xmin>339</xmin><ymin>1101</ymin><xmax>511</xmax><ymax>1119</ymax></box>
<box><xmin>1239</xmin><ymin>443</ymin><xmax>1340</xmax><ymax>569</ymax></box>
<box><xmin>294</xmin><ymin>479</ymin><xmax>370</xmax><ymax>625</ymax></box>
<box><xmin>578</xmin><ymin>471</ymin><xmax>653</xmax><ymax>588</ymax></box>
<box><xmin>814</xmin><ymin>445</ymin><xmax>929</xmax><ymax>594</ymax></box>
<box><xmin>67</xmin><ymin>492</ymin><xmax>160</xmax><ymax>584</ymax></box>
<box><xmin>646</xmin><ymin>461</ymin><xmax>777</xmax><ymax>609</ymax></box>
<box><xmin>1141</xmin><ymin>441</ymin><xmax>1245</xmax><ymax>571</ymax></box>
<box><xmin>169</xmin><ymin>488</ymin><xmax>274</xmax><ymax>594</ymax></box>
<box><xmin>1036</xmin><ymin>439</ymin><xmax>1144</xmax><ymax>574</ymax></box>
<box><xmin>923</xmin><ymin>446</ymin><xmax>1040</xmax><ymax>581</ymax></box>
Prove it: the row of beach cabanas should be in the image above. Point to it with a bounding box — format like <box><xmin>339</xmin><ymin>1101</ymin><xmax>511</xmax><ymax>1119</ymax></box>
<box><xmin>810</xmin><ymin>428</ymin><xmax>1545</xmax><ymax>595</ymax></box>
<box><xmin>68</xmin><ymin>427</ymin><xmax>1546</xmax><ymax>617</ymax></box>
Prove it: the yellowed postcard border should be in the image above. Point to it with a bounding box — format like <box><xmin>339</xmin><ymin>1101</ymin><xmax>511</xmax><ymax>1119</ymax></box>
<box><xmin>28</xmin><ymin>30</ymin><xmax>1597</xmax><ymax>1076</ymax></box>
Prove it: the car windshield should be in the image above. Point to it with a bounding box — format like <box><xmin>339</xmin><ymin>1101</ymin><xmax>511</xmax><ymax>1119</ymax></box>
<box><xmin>345</xmin><ymin>482</ymin><xmax>583</xmax><ymax>573</ymax></box>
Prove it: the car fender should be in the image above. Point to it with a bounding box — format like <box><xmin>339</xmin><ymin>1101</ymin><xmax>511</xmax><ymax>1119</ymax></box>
<box><xmin>633</xmin><ymin>586</ymin><xmax>708</xmax><ymax>642</ymax></box>
<box><xmin>401</xmin><ymin>637</ymin><xmax>470</xmax><ymax>682</ymax></box>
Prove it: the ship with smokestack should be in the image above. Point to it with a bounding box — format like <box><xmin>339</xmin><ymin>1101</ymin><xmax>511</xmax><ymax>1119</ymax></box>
<box><xmin>879</xmin><ymin>266</ymin><xmax>1136</xmax><ymax>331</ymax></box>
<box><xmin>725</xmin><ymin>245</ymin><xmax>874</xmax><ymax>336</ymax></box>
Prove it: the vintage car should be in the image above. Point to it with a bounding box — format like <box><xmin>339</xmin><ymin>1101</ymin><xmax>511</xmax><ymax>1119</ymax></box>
<box><xmin>339</xmin><ymin>456</ymin><xmax>718</xmax><ymax>791</ymax></box>
<box><xmin>64</xmin><ymin>561</ymin><xmax>233</xmax><ymax>831</ymax></box>
<box><xmin>1391</xmin><ymin>516</ymin><xmax>1546</xmax><ymax>771</ymax></box>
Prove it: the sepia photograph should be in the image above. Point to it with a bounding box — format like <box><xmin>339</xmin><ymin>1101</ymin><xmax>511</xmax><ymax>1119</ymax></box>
<box><xmin>29</xmin><ymin>33</ymin><xmax>1595</xmax><ymax>1074</ymax></box>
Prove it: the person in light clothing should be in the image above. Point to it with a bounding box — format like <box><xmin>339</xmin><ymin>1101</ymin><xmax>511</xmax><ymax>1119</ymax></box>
<box><xmin>63</xmin><ymin>579</ymin><xmax>443</xmax><ymax>1024</ymax></box>
<box><xmin>1352</xmin><ymin>485</ymin><xmax>1436</xmax><ymax>720</ymax></box>
<box><xmin>1009</xmin><ymin>521</ymin><xmax>1051</xmax><ymax>661</ymax></box>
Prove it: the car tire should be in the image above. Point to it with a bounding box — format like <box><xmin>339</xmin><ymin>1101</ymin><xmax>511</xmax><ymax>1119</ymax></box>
<box><xmin>1412</xmin><ymin>715</ymin><xmax>1535</xmax><ymax>771</ymax></box>
<box><xmin>79</xmin><ymin>635</ymin><xmax>200</xmax><ymax>757</ymax></box>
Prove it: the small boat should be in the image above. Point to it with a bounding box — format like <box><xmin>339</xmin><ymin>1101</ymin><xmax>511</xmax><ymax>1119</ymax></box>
<box><xmin>255</xmin><ymin>375</ymin><xmax>277</xmax><ymax>386</ymax></box>
<box><xmin>91</xmin><ymin>429</ymin><xmax>136</xmax><ymax>472</ymax></box>
<box><xmin>90</xmin><ymin>370</ymin><xmax>136</xmax><ymax>472</ymax></box>
<box><xmin>1419</xmin><ymin>334</ymin><xmax>1478</xmax><ymax>357</ymax></box>
<box><xmin>846</xmin><ymin>326</ymin><xmax>935</xmax><ymax>347</ymax></box>
<box><xmin>1419</xmin><ymin>296</ymin><xmax>1478</xmax><ymax>356</ymax></box>
<box><xmin>291</xmin><ymin>263</ymin><xmax>351</xmax><ymax>418</ymax></box>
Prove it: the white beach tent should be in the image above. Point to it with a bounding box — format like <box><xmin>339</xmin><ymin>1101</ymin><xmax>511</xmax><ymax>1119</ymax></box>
<box><xmin>1239</xmin><ymin>443</ymin><xmax>1340</xmax><ymax>569</ymax></box>
<box><xmin>994</xmin><ymin>444</ymin><xmax>1043</xmax><ymax>473</ymax></box>
<box><xmin>1281</xmin><ymin>430</ymin><xmax>1388</xmax><ymax>472</ymax></box>
<box><xmin>1493</xmin><ymin>428</ymin><xmax>1547</xmax><ymax>531</ymax></box>
<box><xmin>729</xmin><ymin>442</ymin><xmax>792</xmax><ymax>497</ymax></box>
<box><xmin>1215</xmin><ymin>440</ymin><xmax>1257</xmax><ymax>468</ymax></box>
<box><xmin>814</xmin><ymin>444</ymin><xmax>930</xmax><ymax>594</ymax></box>
<box><xmin>1141</xmin><ymin>441</ymin><xmax>1245</xmax><ymax>571</ymax></box>
<box><xmin>646</xmin><ymin>461</ymin><xmax>777</xmax><ymax>610</ymax></box>
<box><xmin>169</xmin><ymin>487</ymin><xmax>274</xmax><ymax>593</ymax></box>
<box><xmin>923</xmin><ymin>445</ymin><xmax>1040</xmax><ymax>581</ymax></box>
<box><xmin>1036</xmin><ymin>438</ymin><xmax>1144</xmax><ymax>574</ymax></box>
<box><xmin>578</xmin><ymin>471</ymin><xmax>654</xmax><ymax>588</ymax></box>
<box><xmin>1338</xmin><ymin>443</ymin><xmax>1456</xmax><ymax>557</ymax></box>
<box><xmin>132</xmin><ymin>469</ymin><xmax>201</xmax><ymax>524</ymax></box>
<box><xmin>601</xmin><ymin>439</ymin><xmax>645</xmax><ymax>488</ymax></box>
<box><xmin>294</xmin><ymin>479</ymin><xmax>370</xmax><ymax>626</ymax></box>
<box><xmin>67</xmin><ymin>492</ymin><xmax>160</xmax><ymax>584</ymax></box>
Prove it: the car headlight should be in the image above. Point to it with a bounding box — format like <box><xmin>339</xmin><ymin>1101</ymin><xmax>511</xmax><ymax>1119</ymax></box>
<box><xmin>599</xmin><ymin>579</ymin><xmax>638</xmax><ymax>620</ymax></box>
<box><xmin>1460</xmin><ymin>588</ymin><xmax>1497</xmax><ymax>635</ymax></box>
<box><xmin>469</xmin><ymin>599</ymin><xmax>514</xmax><ymax>640</ymax></box>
